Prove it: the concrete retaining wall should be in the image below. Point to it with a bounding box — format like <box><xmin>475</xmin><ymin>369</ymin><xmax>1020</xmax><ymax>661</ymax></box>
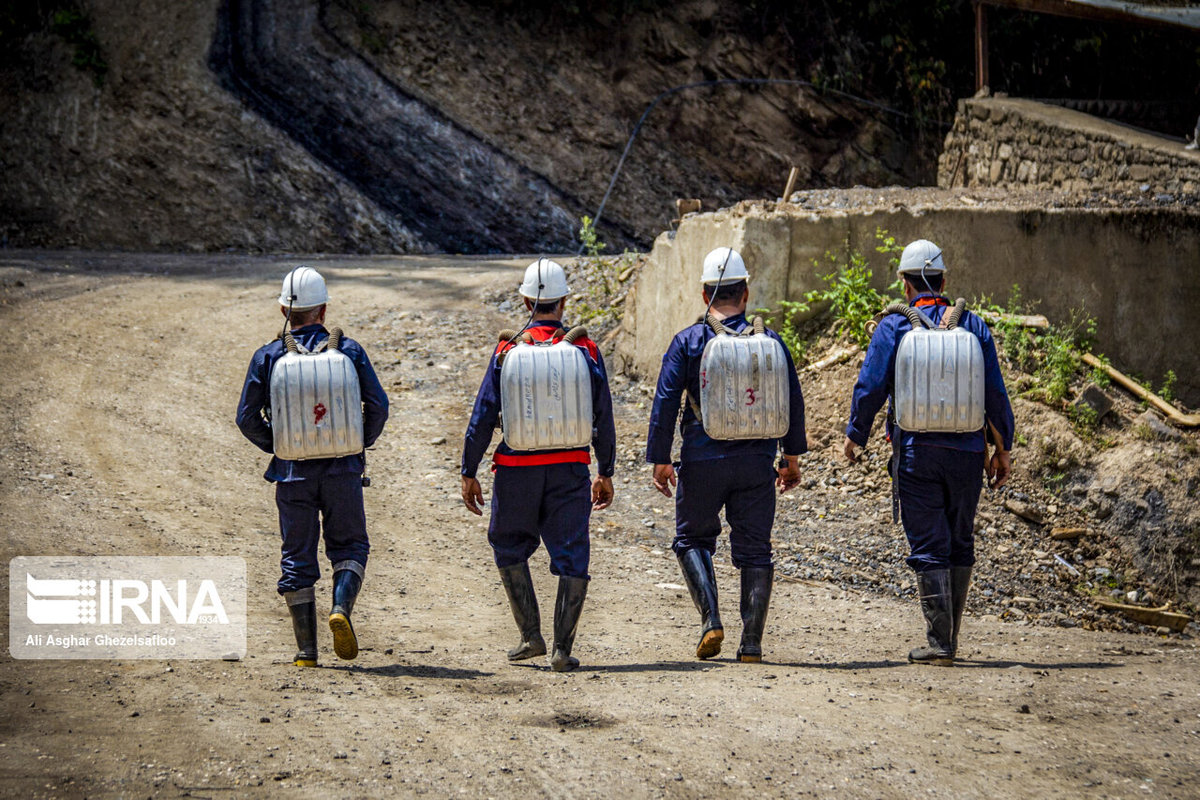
<box><xmin>618</xmin><ymin>195</ymin><xmax>1200</xmax><ymax>405</ymax></box>
<box><xmin>938</xmin><ymin>98</ymin><xmax>1200</xmax><ymax>195</ymax></box>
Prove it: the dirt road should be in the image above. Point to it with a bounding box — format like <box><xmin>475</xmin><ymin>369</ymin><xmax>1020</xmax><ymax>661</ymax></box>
<box><xmin>0</xmin><ymin>252</ymin><xmax>1197</xmax><ymax>798</ymax></box>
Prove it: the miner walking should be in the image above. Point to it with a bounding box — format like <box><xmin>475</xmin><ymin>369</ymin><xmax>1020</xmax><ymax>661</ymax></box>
<box><xmin>646</xmin><ymin>247</ymin><xmax>806</xmax><ymax>662</ymax></box>
<box><xmin>843</xmin><ymin>239</ymin><xmax>1014</xmax><ymax>665</ymax></box>
<box><xmin>460</xmin><ymin>259</ymin><xmax>616</xmax><ymax>672</ymax></box>
<box><xmin>237</xmin><ymin>266</ymin><xmax>389</xmax><ymax>667</ymax></box>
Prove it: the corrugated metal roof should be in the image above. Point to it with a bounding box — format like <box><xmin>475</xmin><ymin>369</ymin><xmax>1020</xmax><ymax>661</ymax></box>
<box><xmin>979</xmin><ymin>0</ymin><xmax>1200</xmax><ymax>32</ymax></box>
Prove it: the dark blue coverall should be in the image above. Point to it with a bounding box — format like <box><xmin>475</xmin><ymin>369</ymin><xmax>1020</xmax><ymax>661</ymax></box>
<box><xmin>236</xmin><ymin>324</ymin><xmax>389</xmax><ymax>594</ymax></box>
<box><xmin>461</xmin><ymin>321</ymin><xmax>617</xmax><ymax>579</ymax></box>
<box><xmin>646</xmin><ymin>313</ymin><xmax>807</xmax><ymax>568</ymax></box>
<box><xmin>845</xmin><ymin>294</ymin><xmax>1015</xmax><ymax>572</ymax></box>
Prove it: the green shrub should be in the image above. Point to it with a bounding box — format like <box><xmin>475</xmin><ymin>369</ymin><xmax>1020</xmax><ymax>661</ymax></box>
<box><xmin>1160</xmin><ymin>370</ymin><xmax>1178</xmax><ymax>405</ymax></box>
<box><xmin>1068</xmin><ymin>403</ymin><xmax>1099</xmax><ymax>435</ymax></box>
<box><xmin>50</xmin><ymin>7</ymin><xmax>106</xmax><ymax>86</ymax></box>
<box><xmin>801</xmin><ymin>228</ymin><xmax>903</xmax><ymax>349</ymax></box>
<box><xmin>578</xmin><ymin>215</ymin><xmax>606</xmax><ymax>257</ymax></box>
<box><xmin>1089</xmin><ymin>353</ymin><xmax>1112</xmax><ymax>389</ymax></box>
<box><xmin>873</xmin><ymin>227</ymin><xmax>905</xmax><ymax>271</ymax></box>
<box><xmin>754</xmin><ymin>300</ymin><xmax>808</xmax><ymax>364</ymax></box>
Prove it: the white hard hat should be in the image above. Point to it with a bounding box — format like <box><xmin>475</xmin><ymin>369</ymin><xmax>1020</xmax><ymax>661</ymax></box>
<box><xmin>701</xmin><ymin>247</ymin><xmax>750</xmax><ymax>285</ymax></box>
<box><xmin>518</xmin><ymin>258</ymin><xmax>569</xmax><ymax>301</ymax></box>
<box><xmin>898</xmin><ymin>239</ymin><xmax>946</xmax><ymax>275</ymax></box>
<box><xmin>278</xmin><ymin>266</ymin><xmax>329</xmax><ymax>310</ymax></box>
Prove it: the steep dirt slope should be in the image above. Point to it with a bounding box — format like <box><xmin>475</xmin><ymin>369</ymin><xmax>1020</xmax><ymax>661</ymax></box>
<box><xmin>326</xmin><ymin>0</ymin><xmax>915</xmax><ymax>245</ymax></box>
<box><xmin>0</xmin><ymin>0</ymin><xmax>424</xmax><ymax>253</ymax></box>
<box><xmin>209</xmin><ymin>0</ymin><xmax>594</xmax><ymax>253</ymax></box>
<box><xmin>1</xmin><ymin>1</ymin><xmax>914</xmax><ymax>252</ymax></box>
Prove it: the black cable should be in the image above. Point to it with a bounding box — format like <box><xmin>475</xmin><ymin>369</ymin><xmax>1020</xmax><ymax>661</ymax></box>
<box><xmin>280</xmin><ymin>268</ymin><xmax>298</xmax><ymax>339</ymax></box>
<box><xmin>586</xmin><ymin>77</ymin><xmax>951</xmax><ymax>247</ymax></box>
<box><xmin>702</xmin><ymin>247</ymin><xmax>735</xmax><ymax>325</ymax></box>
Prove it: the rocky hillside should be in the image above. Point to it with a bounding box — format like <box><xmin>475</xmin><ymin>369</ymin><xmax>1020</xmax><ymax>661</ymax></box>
<box><xmin>0</xmin><ymin>0</ymin><xmax>424</xmax><ymax>253</ymax></box>
<box><xmin>0</xmin><ymin>0</ymin><xmax>915</xmax><ymax>253</ymax></box>
<box><xmin>320</xmin><ymin>0</ymin><xmax>916</xmax><ymax>249</ymax></box>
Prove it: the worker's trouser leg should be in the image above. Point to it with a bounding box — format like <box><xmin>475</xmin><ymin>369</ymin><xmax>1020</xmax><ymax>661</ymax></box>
<box><xmin>671</xmin><ymin>455</ymin><xmax>775</xmax><ymax>569</ymax></box>
<box><xmin>896</xmin><ymin>447</ymin><xmax>984</xmax><ymax>573</ymax></box>
<box><xmin>488</xmin><ymin>463</ymin><xmax>592</xmax><ymax>579</ymax></box>
<box><xmin>276</xmin><ymin>473</ymin><xmax>369</xmax><ymax>595</ymax></box>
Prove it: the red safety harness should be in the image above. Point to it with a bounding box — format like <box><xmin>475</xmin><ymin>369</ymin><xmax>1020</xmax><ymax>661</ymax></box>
<box><xmin>912</xmin><ymin>295</ymin><xmax>952</xmax><ymax>311</ymax></box>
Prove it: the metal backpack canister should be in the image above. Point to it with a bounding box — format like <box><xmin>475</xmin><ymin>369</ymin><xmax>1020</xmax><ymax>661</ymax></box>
<box><xmin>269</xmin><ymin>328</ymin><xmax>364</xmax><ymax>460</ymax></box>
<box><xmin>889</xmin><ymin>299</ymin><xmax>985</xmax><ymax>433</ymax></box>
<box><xmin>697</xmin><ymin>315</ymin><xmax>790</xmax><ymax>440</ymax></box>
<box><xmin>498</xmin><ymin>327</ymin><xmax>594</xmax><ymax>451</ymax></box>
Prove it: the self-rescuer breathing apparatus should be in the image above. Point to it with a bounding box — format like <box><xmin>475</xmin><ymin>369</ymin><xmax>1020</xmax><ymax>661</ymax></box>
<box><xmin>497</xmin><ymin>326</ymin><xmax>594</xmax><ymax>451</ymax></box>
<box><xmin>493</xmin><ymin>258</ymin><xmax>594</xmax><ymax>451</ymax></box>
<box><xmin>690</xmin><ymin>247</ymin><xmax>789</xmax><ymax>441</ymax></box>
<box><xmin>872</xmin><ymin>299</ymin><xmax>984</xmax><ymax>434</ymax></box>
<box><xmin>695</xmin><ymin>314</ymin><xmax>790</xmax><ymax>440</ymax></box>
<box><xmin>269</xmin><ymin>328</ymin><xmax>364</xmax><ymax>460</ymax></box>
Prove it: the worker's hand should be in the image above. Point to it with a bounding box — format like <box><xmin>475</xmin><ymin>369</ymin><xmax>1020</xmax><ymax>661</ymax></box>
<box><xmin>461</xmin><ymin>476</ymin><xmax>484</xmax><ymax>516</ymax></box>
<box><xmin>652</xmin><ymin>463</ymin><xmax>677</xmax><ymax>498</ymax></box>
<box><xmin>592</xmin><ymin>476</ymin><xmax>614</xmax><ymax>510</ymax></box>
<box><xmin>986</xmin><ymin>449</ymin><xmax>1011</xmax><ymax>490</ymax></box>
<box><xmin>776</xmin><ymin>456</ymin><xmax>801</xmax><ymax>493</ymax></box>
<box><xmin>843</xmin><ymin>437</ymin><xmax>861</xmax><ymax>464</ymax></box>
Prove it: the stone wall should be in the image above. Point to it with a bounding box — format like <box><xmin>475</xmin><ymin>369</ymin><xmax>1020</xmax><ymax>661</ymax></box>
<box><xmin>937</xmin><ymin>98</ymin><xmax>1200</xmax><ymax>196</ymax></box>
<box><xmin>617</xmin><ymin>189</ymin><xmax>1200</xmax><ymax>405</ymax></box>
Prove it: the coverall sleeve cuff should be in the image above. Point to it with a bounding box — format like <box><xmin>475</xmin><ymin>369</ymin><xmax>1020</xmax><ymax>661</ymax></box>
<box><xmin>645</xmin><ymin>445</ymin><xmax>671</xmax><ymax>465</ymax></box>
<box><xmin>845</xmin><ymin>425</ymin><xmax>869</xmax><ymax>448</ymax></box>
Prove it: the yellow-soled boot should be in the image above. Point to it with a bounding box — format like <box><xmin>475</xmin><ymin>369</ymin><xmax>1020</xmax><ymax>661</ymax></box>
<box><xmin>284</xmin><ymin>588</ymin><xmax>318</xmax><ymax>667</ymax></box>
<box><xmin>330</xmin><ymin>563</ymin><xmax>363</xmax><ymax>661</ymax></box>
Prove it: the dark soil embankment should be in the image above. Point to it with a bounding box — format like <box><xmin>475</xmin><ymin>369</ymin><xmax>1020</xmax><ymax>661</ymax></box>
<box><xmin>324</xmin><ymin>0</ymin><xmax>915</xmax><ymax>247</ymax></box>
<box><xmin>210</xmin><ymin>0</ymin><xmax>604</xmax><ymax>254</ymax></box>
<box><xmin>0</xmin><ymin>1</ymin><xmax>424</xmax><ymax>253</ymax></box>
<box><xmin>0</xmin><ymin>0</ymin><xmax>914</xmax><ymax>253</ymax></box>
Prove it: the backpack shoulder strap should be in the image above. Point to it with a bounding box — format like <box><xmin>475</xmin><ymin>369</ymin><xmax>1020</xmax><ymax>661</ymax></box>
<box><xmin>282</xmin><ymin>331</ymin><xmax>311</xmax><ymax>354</ymax></box>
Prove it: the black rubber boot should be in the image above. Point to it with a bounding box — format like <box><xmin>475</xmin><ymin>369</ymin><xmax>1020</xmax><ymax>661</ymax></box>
<box><xmin>284</xmin><ymin>588</ymin><xmax>318</xmax><ymax>667</ymax></box>
<box><xmin>498</xmin><ymin>562</ymin><xmax>546</xmax><ymax>661</ymax></box>
<box><xmin>549</xmin><ymin>576</ymin><xmax>588</xmax><ymax>672</ymax></box>
<box><xmin>950</xmin><ymin>566</ymin><xmax>973</xmax><ymax>658</ymax></box>
<box><xmin>736</xmin><ymin>566</ymin><xmax>773</xmax><ymax>663</ymax></box>
<box><xmin>329</xmin><ymin>565</ymin><xmax>363</xmax><ymax>661</ymax></box>
<box><xmin>677</xmin><ymin>548</ymin><xmax>724</xmax><ymax>659</ymax></box>
<box><xmin>908</xmin><ymin>569</ymin><xmax>954</xmax><ymax>666</ymax></box>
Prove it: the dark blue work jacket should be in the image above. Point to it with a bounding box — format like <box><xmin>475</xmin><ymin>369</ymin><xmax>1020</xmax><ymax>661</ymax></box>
<box><xmin>845</xmin><ymin>294</ymin><xmax>1015</xmax><ymax>453</ymax></box>
<box><xmin>460</xmin><ymin>320</ymin><xmax>617</xmax><ymax>479</ymax></box>
<box><xmin>646</xmin><ymin>312</ymin><xmax>807</xmax><ymax>465</ymax></box>
<box><xmin>236</xmin><ymin>324</ymin><xmax>389</xmax><ymax>482</ymax></box>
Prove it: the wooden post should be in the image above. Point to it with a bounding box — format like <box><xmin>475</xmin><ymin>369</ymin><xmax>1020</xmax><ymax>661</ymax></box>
<box><xmin>781</xmin><ymin>166</ymin><xmax>801</xmax><ymax>203</ymax></box>
<box><xmin>975</xmin><ymin>1</ymin><xmax>989</xmax><ymax>93</ymax></box>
